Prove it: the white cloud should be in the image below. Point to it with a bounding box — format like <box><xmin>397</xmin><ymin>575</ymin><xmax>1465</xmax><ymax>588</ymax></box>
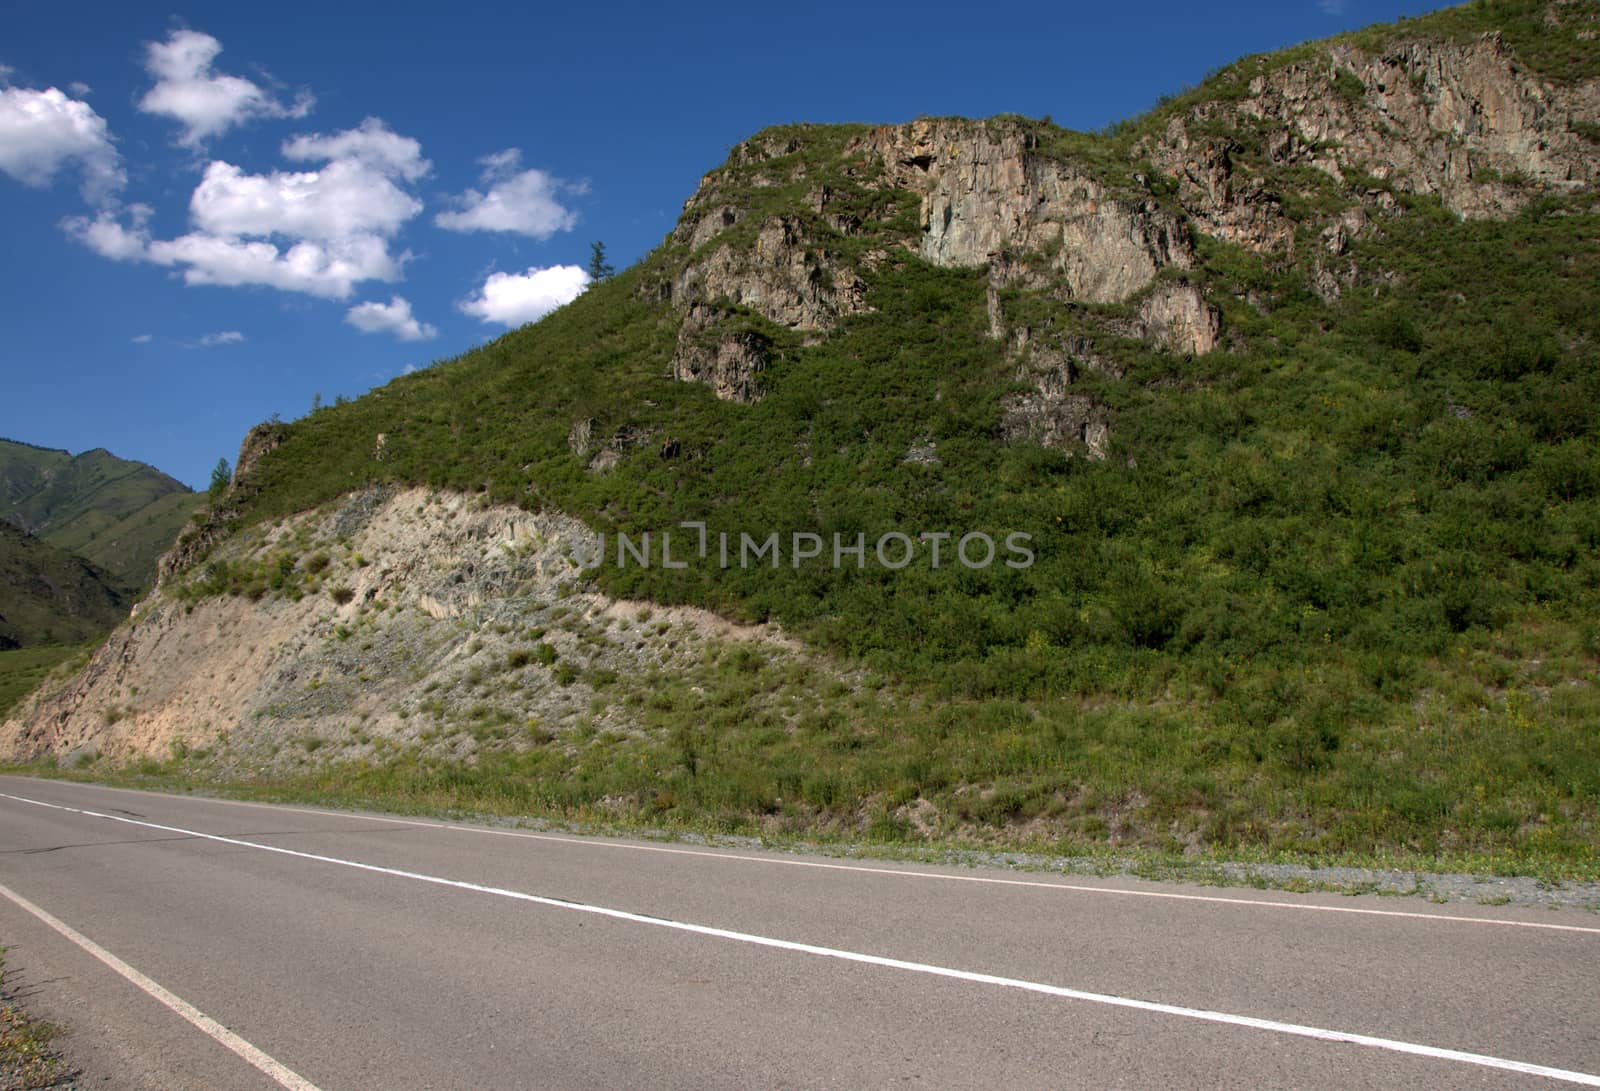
<box><xmin>1318</xmin><ymin>0</ymin><xmax>1345</xmax><ymax>13</ymax></box>
<box><xmin>189</xmin><ymin>158</ymin><xmax>421</xmax><ymax>241</ymax></box>
<box><xmin>68</xmin><ymin>81</ymin><xmax>92</xmax><ymax>97</ymax></box>
<box><xmin>138</xmin><ymin>29</ymin><xmax>313</xmax><ymax>146</ymax></box>
<box><xmin>477</xmin><ymin>148</ymin><xmax>520</xmax><ymax>175</ymax></box>
<box><xmin>68</xmin><ymin>119</ymin><xmax>425</xmax><ymax>299</ymax></box>
<box><xmin>197</xmin><ymin>330</ymin><xmax>244</xmax><ymax>346</ymax></box>
<box><xmin>284</xmin><ymin>117</ymin><xmax>429</xmax><ymax>181</ymax></box>
<box><xmin>131</xmin><ymin>333</ymin><xmax>153</xmax><ymax>343</ymax></box>
<box><xmin>436</xmin><ymin>148</ymin><xmax>581</xmax><ymax>238</ymax></box>
<box><xmin>0</xmin><ymin>84</ymin><xmax>123</xmax><ymax>202</ymax></box>
<box><xmin>155</xmin><ymin>119</ymin><xmax>423</xmax><ymax>296</ymax></box>
<box><xmin>345</xmin><ymin>295</ymin><xmax>437</xmax><ymax>341</ymax></box>
<box><xmin>62</xmin><ymin>203</ymin><xmax>152</xmax><ymax>260</ymax></box>
<box><xmin>145</xmin><ymin>231</ymin><xmax>407</xmax><ymax>298</ymax></box>
<box><xmin>459</xmin><ymin>265</ymin><xmax>589</xmax><ymax>327</ymax></box>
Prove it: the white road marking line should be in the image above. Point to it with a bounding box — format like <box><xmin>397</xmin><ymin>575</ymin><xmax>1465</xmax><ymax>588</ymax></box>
<box><xmin>5</xmin><ymin>789</ymin><xmax>1598</xmax><ymax>1087</ymax></box>
<box><xmin>20</xmin><ymin>780</ymin><xmax>1597</xmax><ymax>935</ymax></box>
<box><xmin>0</xmin><ymin>879</ymin><xmax>323</xmax><ymax>1091</ymax></box>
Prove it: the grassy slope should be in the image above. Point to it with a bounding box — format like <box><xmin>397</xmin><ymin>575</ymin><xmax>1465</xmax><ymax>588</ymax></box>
<box><xmin>0</xmin><ymin>439</ymin><xmax>200</xmax><ymax>589</ymax></box>
<box><xmin>0</xmin><ymin>646</ymin><xmax>89</xmax><ymax>720</ymax></box>
<box><xmin>59</xmin><ymin>0</ymin><xmax>1600</xmax><ymax>874</ymax></box>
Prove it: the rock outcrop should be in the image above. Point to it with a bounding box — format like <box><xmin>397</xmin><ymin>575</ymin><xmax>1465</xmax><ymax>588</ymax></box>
<box><xmin>1137</xmin><ymin>283</ymin><xmax>1222</xmax><ymax>356</ymax></box>
<box><xmin>671</xmin><ymin>303</ymin><xmax>773</xmax><ymax>403</ymax></box>
<box><xmin>998</xmin><ymin>330</ymin><xmax>1118</xmax><ymax>460</ymax></box>
<box><xmin>852</xmin><ymin>119</ymin><xmax>1194</xmax><ymax>304</ymax></box>
<box><xmin>232</xmin><ymin>420</ymin><xmax>288</xmax><ymax>488</ymax></box>
<box><xmin>663</xmin><ymin>215</ymin><xmax>865</xmax><ymax>404</ymax></box>
<box><xmin>671</xmin><ymin>216</ymin><xmax>866</xmax><ymax>333</ymax></box>
<box><xmin>650</xmin><ymin>17</ymin><xmax>1596</xmax><ymax>438</ymax></box>
<box><xmin>155</xmin><ymin>420</ymin><xmax>288</xmax><ymax>588</ymax></box>
<box><xmin>1145</xmin><ymin>32</ymin><xmax>1600</xmax><ymax>255</ymax></box>
<box><xmin>1000</xmin><ymin>385</ymin><xmax>1112</xmax><ymax>461</ymax></box>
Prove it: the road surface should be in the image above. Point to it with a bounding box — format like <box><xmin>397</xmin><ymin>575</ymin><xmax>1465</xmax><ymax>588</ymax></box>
<box><xmin>1</xmin><ymin>775</ymin><xmax>1596</xmax><ymax>1089</ymax></box>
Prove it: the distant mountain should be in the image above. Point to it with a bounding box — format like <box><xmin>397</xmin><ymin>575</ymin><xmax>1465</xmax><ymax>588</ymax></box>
<box><xmin>0</xmin><ymin>520</ymin><xmax>135</xmax><ymax>649</ymax></box>
<box><xmin>0</xmin><ymin>438</ymin><xmax>201</xmax><ymax>590</ymax></box>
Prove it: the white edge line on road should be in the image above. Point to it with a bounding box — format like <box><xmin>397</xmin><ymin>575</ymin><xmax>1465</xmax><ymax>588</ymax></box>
<box><xmin>0</xmin><ymin>878</ymin><xmax>323</xmax><ymax>1091</ymax></box>
<box><xmin>4</xmin><ymin>789</ymin><xmax>1598</xmax><ymax>1088</ymax></box>
<box><xmin>31</xmin><ymin>780</ymin><xmax>1597</xmax><ymax>936</ymax></box>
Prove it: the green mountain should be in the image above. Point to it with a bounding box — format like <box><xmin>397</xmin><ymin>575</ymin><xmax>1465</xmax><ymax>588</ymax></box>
<box><xmin>0</xmin><ymin>438</ymin><xmax>201</xmax><ymax>590</ymax></box>
<box><xmin>213</xmin><ymin>0</ymin><xmax>1600</xmax><ymax>674</ymax></box>
<box><xmin>0</xmin><ymin>521</ymin><xmax>134</xmax><ymax>650</ymax></box>
<box><xmin>9</xmin><ymin>1</ymin><xmax>1600</xmax><ymax>874</ymax></box>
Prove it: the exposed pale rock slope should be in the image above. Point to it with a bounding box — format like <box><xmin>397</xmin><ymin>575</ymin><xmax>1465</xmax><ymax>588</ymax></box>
<box><xmin>1</xmin><ymin>487</ymin><xmax>802</xmax><ymax>765</ymax></box>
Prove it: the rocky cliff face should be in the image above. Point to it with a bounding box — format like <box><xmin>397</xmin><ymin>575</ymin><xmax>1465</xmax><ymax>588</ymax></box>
<box><xmin>155</xmin><ymin>420</ymin><xmax>287</xmax><ymax>586</ymax></box>
<box><xmin>655</xmin><ymin>116</ymin><xmax>1222</xmax><ymax>455</ymax></box>
<box><xmin>659</xmin><ymin>135</ymin><xmax>878</xmax><ymax>402</ymax></box>
<box><xmin>1145</xmin><ymin>31</ymin><xmax>1600</xmax><ymax>259</ymax></box>
<box><xmin>648</xmin><ymin>18</ymin><xmax>1596</xmax><ymax>457</ymax></box>
<box><xmin>850</xmin><ymin>119</ymin><xmax>1194</xmax><ymax>303</ymax></box>
<box><xmin>654</xmin><ymin>115</ymin><xmax>1217</xmax><ymax>457</ymax></box>
<box><xmin>666</xmin><ymin>117</ymin><xmax>1203</xmax><ymax>326</ymax></box>
<box><xmin>671</xmin><ymin>215</ymin><xmax>868</xmax><ymax>334</ymax></box>
<box><xmin>672</xmin><ymin>303</ymin><xmax>775</xmax><ymax>403</ymax></box>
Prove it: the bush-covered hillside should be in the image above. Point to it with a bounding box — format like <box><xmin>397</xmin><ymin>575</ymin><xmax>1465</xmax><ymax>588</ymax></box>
<box><xmin>95</xmin><ymin>0</ymin><xmax>1600</xmax><ymax>870</ymax></box>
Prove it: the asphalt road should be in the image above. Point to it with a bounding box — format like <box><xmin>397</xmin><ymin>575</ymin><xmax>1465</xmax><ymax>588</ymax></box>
<box><xmin>0</xmin><ymin>775</ymin><xmax>1596</xmax><ymax>1090</ymax></box>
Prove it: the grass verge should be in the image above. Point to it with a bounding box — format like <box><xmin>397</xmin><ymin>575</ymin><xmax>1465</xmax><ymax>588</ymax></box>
<box><xmin>7</xmin><ymin>745</ymin><xmax>1596</xmax><ymax>891</ymax></box>
<box><xmin>0</xmin><ymin>949</ymin><xmax>70</xmax><ymax>1091</ymax></box>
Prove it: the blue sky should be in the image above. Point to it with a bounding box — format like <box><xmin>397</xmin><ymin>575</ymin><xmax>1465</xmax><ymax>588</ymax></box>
<box><xmin>1</xmin><ymin>0</ymin><xmax>1451</xmax><ymax>489</ymax></box>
